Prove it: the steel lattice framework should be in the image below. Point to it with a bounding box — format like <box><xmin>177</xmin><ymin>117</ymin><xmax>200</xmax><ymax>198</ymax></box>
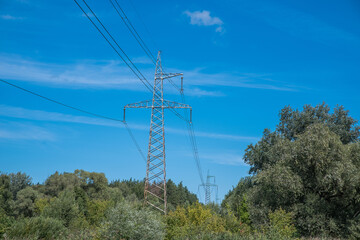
<box><xmin>199</xmin><ymin>170</ymin><xmax>218</xmax><ymax>205</ymax></box>
<box><xmin>124</xmin><ymin>51</ymin><xmax>191</xmax><ymax>213</ymax></box>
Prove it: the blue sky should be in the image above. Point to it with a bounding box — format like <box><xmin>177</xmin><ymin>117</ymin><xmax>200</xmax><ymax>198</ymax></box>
<box><xmin>1</xmin><ymin>0</ymin><xmax>360</xmax><ymax>202</ymax></box>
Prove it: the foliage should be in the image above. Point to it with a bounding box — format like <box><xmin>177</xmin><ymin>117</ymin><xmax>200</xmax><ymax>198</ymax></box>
<box><xmin>267</xmin><ymin>208</ymin><xmax>297</xmax><ymax>239</ymax></box>
<box><xmin>226</xmin><ymin>103</ymin><xmax>360</xmax><ymax>238</ymax></box>
<box><xmin>14</xmin><ymin>187</ymin><xmax>42</xmax><ymax>217</ymax></box>
<box><xmin>0</xmin><ymin>174</ymin><xmax>13</xmax><ymax>216</ymax></box>
<box><xmin>167</xmin><ymin>179</ymin><xmax>198</xmax><ymax>210</ymax></box>
<box><xmin>99</xmin><ymin>202</ymin><xmax>165</xmax><ymax>240</ymax></box>
<box><xmin>86</xmin><ymin>199</ymin><xmax>112</xmax><ymax>226</ymax></box>
<box><xmin>0</xmin><ymin>210</ymin><xmax>14</xmax><ymax>238</ymax></box>
<box><xmin>9</xmin><ymin>172</ymin><xmax>32</xmax><ymax>199</ymax></box>
<box><xmin>222</xmin><ymin>177</ymin><xmax>252</xmax><ymax>224</ymax></box>
<box><xmin>165</xmin><ymin>202</ymin><xmax>250</xmax><ymax>240</ymax></box>
<box><xmin>110</xmin><ymin>178</ymin><xmax>144</xmax><ymax>200</ymax></box>
<box><xmin>41</xmin><ymin>190</ymin><xmax>87</xmax><ymax>229</ymax></box>
<box><xmin>44</xmin><ymin>170</ymin><xmax>109</xmax><ymax>199</ymax></box>
<box><xmin>4</xmin><ymin>216</ymin><xmax>67</xmax><ymax>239</ymax></box>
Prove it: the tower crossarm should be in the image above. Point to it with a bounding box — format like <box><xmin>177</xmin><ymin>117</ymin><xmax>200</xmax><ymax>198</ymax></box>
<box><xmin>124</xmin><ymin>100</ymin><xmax>191</xmax><ymax>109</ymax></box>
<box><xmin>162</xmin><ymin>73</ymin><xmax>183</xmax><ymax>79</ymax></box>
<box><xmin>124</xmin><ymin>100</ymin><xmax>192</xmax><ymax>122</ymax></box>
<box><xmin>124</xmin><ymin>99</ymin><xmax>153</xmax><ymax>109</ymax></box>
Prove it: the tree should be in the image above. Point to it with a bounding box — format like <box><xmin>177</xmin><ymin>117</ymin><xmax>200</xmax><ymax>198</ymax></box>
<box><xmin>44</xmin><ymin>171</ymin><xmax>81</xmax><ymax>197</ymax></box>
<box><xmin>99</xmin><ymin>202</ymin><xmax>165</xmax><ymax>240</ymax></box>
<box><xmin>231</xmin><ymin>103</ymin><xmax>360</xmax><ymax>238</ymax></box>
<box><xmin>5</xmin><ymin>216</ymin><xmax>67</xmax><ymax>239</ymax></box>
<box><xmin>14</xmin><ymin>186</ymin><xmax>42</xmax><ymax>218</ymax></box>
<box><xmin>0</xmin><ymin>174</ymin><xmax>13</xmax><ymax>216</ymax></box>
<box><xmin>41</xmin><ymin>190</ymin><xmax>87</xmax><ymax>229</ymax></box>
<box><xmin>222</xmin><ymin>177</ymin><xmax>252</xmax><ymax>223</ymax></box>
<box><xmin>166</xmin><ymin>202</ymin><xmax>228</xmax><ymax>239</ymax></box>
<box><xmin>9</xmin><ymin>172</ymin><xmax>32</xmax><ymax>199</ymax></box>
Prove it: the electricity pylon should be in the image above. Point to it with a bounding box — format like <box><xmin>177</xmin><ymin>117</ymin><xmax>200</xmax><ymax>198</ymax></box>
<box><xmin>124</xmin><ymin>51</ymin><xmax>192</xmax><ymax>214</ymax></box>
<box><xmin>199</xmin><ymin>170</ymin><xmax>218</xmax><ymax>205</ymax></box>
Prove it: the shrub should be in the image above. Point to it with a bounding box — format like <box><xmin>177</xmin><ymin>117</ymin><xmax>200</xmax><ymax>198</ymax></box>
<box><xmin>99</xmin><ymin>202</ymin><xmax>165</xmax><ymax>240</ymax></box>
<box><xmin>4</xmin><ymin>216</ymin><xmax>67</xmax><ymax>239</ymax></box>
<box><xmin>267</xmin><ymin>208</ymin><xmax>297</xmax><ymax>239</ymax></box>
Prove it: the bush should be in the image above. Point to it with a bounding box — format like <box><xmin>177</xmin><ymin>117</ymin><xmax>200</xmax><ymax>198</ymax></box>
<box><xmin>41</xmin><ymin>190</ymin><xmax>88</xmax><ymax>229</ymax></box>
<box><xmin>4</xmin><ymin>216</ymin><xmax>67</xmax><ymax>239</ymax></box>
<box><xmin>0</xmin><ymin>211</ymin><xmax>14</xmax><ymax>238</ymax></box>
<box><xmin>99</xmin><ymin>202</ymin><xmax>165</xmax><ymax>240</ymax></box>
<box><xmin>267</xmin><ymin>208</ymin><xmax>297</xmax><ymax>239</ymax></box>
<box><xmin>166</xmin><ymin>202</ymin><xmax>231</xmax><ymax>240</ymax></box>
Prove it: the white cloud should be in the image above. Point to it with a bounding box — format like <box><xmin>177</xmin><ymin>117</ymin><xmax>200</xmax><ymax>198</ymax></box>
<box><xmin>201</xmin><ymin>153</ymin><xmax>247</xmax><ymax>166</ymax></box>
<box><xmin>0</xmin><ymin>55</ymin><xmax>302</xmax><ymax>100</ymax></box>
<box><xmin>0</xmin><ymin>122</ymin><xmax>55</xmax><ymax>141</ymax></box>
<box><xmin>0</xmin><ymin>56</ymin><xmax>146</xmax><ymax>90</ymax></box>
<box><xmin>0</xmin><ymin>105</ymin><xmax>258</xmax><ymax>142</ymax></box>
<box><xmin>184</xmin><ymin>10</ymin><xmax>224</xmax><ymax>33</ymax></box>
<box><xmin>180</xmin><ymin>68</ymin><xmax>303</xmax><ymax>92</ymax></box>
<box><xmin>0</xmin><ymin>15</ymin><xmax>23</xmax><ymax>20</ymax></box>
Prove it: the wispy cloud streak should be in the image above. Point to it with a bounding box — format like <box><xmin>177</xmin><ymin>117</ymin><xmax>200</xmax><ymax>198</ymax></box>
<box><xmin>0</xmin><ymin>55</ymin><xmax>303</xmax><ymax>96</ymax></box>
<box><xmin>0</xmin><ymin>105</ymin><xmax>259</xmax><ymax>142</ymax></box>
<box><xmin>0</xmin><ymin>15</ymin><xmax>24</xmax><ymax>20</ymax></box>
<box><xmin>201</xmin><ymin>153</ymin><xmax>247</xmax><ymax>166</ymax></box>
<box><xmin>0</xmin><ymin>122</ymin><xmax>55</xmax><ymax>141</ymax></box>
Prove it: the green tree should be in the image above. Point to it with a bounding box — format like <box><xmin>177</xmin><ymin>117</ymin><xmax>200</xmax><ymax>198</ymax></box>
<box><xmin>5</xmin><ymin>216</ymin><xmax>67</xmax><ymax>239</ymax></box>
<box><xmin>0</xmin><ymin>174</ymin><xmax>13</xmax><ymax>216</ymax></box>
<box><xmin>14</xmin><ymin>186</ymin><xmax>42</xmax><ymax>217</ymax></box>
<box><xmin>166</xmin><ymin>202</ymin><xmax>229</xmax><ymax>239</ymax></box>
<box><xmin>9</xmin><ymin>172</ymin><xmax>32</xmax><ymax>199</ymax></box>
<box><xmin>99</xmin><ymin>202</ymin><xmax>165</xmax><ymax>240</ymax></box>
<box><xmin>41</xmin><ymin>190</ymin><xmax>87</xmax><ymax>229</ymax></box>
<box><xmin>231</xmin><ymin>104</ymin><xmax>360</xmax><ymax>238</ymax></box>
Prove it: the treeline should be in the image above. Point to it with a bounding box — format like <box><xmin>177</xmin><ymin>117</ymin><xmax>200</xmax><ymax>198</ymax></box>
<box><xmin>1</xmin><ymin>103</ymin><xmax>359</xmax><ymax>240</ymax></box>
<box><xmin>0</xmin><ymin>170</ymin><xmax>197</xmax><ymax>239</ymax></box>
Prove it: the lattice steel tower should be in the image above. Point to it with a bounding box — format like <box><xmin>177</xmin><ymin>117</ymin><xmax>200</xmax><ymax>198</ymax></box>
<box><xmin>199</xmin><ymin>170</ymin><xmax>218</xmax><ymax>205</ymax></box>
<box><xmin>124</xmin><ymin>51</ymin><xmax>191</xmax><ymax>214</ymax></box>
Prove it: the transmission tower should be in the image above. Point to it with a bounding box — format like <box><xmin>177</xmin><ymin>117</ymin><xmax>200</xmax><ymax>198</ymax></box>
<box><xmin>124</xmin><ymin>51</ymin><xmax>192</xmax><ymax>214</ymax></box>
<box><xmin>199</xmin><ymin>170</ymin><xmax>218</xmax><ymax>205</ymax></box>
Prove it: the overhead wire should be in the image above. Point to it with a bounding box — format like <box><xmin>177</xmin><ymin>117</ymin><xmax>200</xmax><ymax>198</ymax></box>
<box><xmin>0</xmin><ymin>79</ymin><xmax>122</xmax><ymax>122</ymax></box>
<box><xmin>74</xmin><ymin>0</ymin><xmax>153</xmax><ymax>93</ymax></box>
<box><xmin>75</xmin><ymin>0</ymin><xmax>188</xmax><ymax>123</ymax></box>
<box><xmin>109</xmin><ymin>0</ymin><xmax>156</xmax><ymax>64</ymax></box>
<box><xmin>0</xmin><ymin>78</ymin><xmax>146</xmax><ymax>163</ymax></box>
<box><xmin>105</xmin><ymin>0</ymin><xmax>205</xmax><ymax>186</ymax></box>
<box><xmin>74</xmin><ymin>0</ymin><xmax>204</xmax><ymax>185</ymax></box>
<box><xmin>127</xmin><ymin>0</ymin><xmax>159</xmax><ymax>53</ymax></box>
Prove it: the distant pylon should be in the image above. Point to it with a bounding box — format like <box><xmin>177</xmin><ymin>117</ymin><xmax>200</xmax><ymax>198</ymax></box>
<box><xmin>199</xmin><ymin>170</ymin><xmax>218</xmax><ymax>205</ymax></box>
<box><xmin>124</xmin><ymin>51</ymin><xmax>192</xmax><ymax>214</ymax></box>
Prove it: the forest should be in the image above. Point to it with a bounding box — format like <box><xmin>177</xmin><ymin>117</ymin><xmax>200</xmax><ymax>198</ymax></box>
<box><xmin>1</xmin><ymin>103</ymin><xmax>360</xmax><ymax>240</ymax></box>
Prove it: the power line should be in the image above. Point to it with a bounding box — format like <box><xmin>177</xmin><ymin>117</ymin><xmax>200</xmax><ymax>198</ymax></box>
<box><xmin>0</xmin><ymin>79</ymin><xmax>123</xmax><ymax>122</ymax></box>
<box><xmin>127</xmin><ymin>0</ymin><xmax>159</xmax><ymax>52</ymax></box>
<box><xmin>74</xmin><ymin>0</ymin><xmax>153</xmax><ymax>93</ymax></box>
<box><xmin>107</xmin><ymin>0</ymin><xmax>204</xmax><ymax>184</ymax></box>
<box><xmin>124</xmin><ymin>121</ymin><xmax>147</xmax><ymax>162</ymax></box>
<box><xmin>74</xmin><ymin>0</ymin><xmax>204</xmax><ymax>187</ymax></box>
<box><xmin>108</xmin><ymin>0</ymin><xmax>182</xmax><ymax>93</ymax></box>
<box><xmin>181</xmin><ymin>91</ymin><xmax>205</xmax><ymax>186</ymax></box>
<box><xmin>0</xmin><ymin>79</ymin><xmax>146</xmax><ymax>163</ymax></box>
<box><xmin>74</xmin><ymin>0</ymin><xmax>187</xmax><ymax>123</ymax></box>
<box><xmin>109</xmin><ymin>0</ymin><xmax>156</xmax><ymax>64</ymax></box>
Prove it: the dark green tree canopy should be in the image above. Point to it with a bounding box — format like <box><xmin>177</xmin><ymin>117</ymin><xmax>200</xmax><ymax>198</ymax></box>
<box><xmin>277</xmin><ymin>103</ymin><xmax>360</xmax><ymax>144</ymax></box>
<box><xmin>245</xmin><ymin>103</ymin><xmax>360</xmax><ymax>174</ymax></box>
<box><xmin>226</xmin><ymin>104</ymin><xmax>360</xmax><ymax>238</ymax></box>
